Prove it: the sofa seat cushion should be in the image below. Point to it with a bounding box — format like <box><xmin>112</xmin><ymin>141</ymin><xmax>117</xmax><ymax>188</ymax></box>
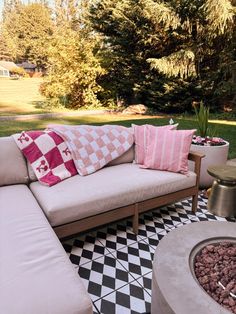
<box><xmin>0</xmin><ymin>185</ymin><xmax>92</xmax><ymax>314</ymax></box>
<box><xmin>30</xmin><ymin>164</ymin><xmax>196</xmax><ymax>227</ymax></box>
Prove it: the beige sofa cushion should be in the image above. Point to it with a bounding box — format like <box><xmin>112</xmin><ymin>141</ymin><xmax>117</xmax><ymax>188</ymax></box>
<box><xmin>107</xmin><ymin>146</ymin><xmax>134</xmax><ymax>166</ymax></box>
<box><xmin>0</xmin><ymin>137</ymin><xmax>28</xmax><ymax>186</ymax></box>
<box><xmin>27</xmin><ymin>145</ymin><xmax>135</xmax><ymax>182</ymax></box>
<box><xmin>0</xmin><ymin>185</ymin><xmax>92</xmax><ymax>314</ymax></box>
<box><xmin>27</xmin><ymin>160</ymin><xmax>37</xmax><ymax>182</ymax></box>
<box><xmin>30</xmin><ymin>164</ymin><xmax>196</xmax><ymax>227</ymax></box>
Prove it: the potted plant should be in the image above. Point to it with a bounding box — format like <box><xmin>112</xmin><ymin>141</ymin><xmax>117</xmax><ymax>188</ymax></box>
<box><xmin>189</xmin><ymin>102</ymin><xmax>229</xmax><ymax>188</ymax></box>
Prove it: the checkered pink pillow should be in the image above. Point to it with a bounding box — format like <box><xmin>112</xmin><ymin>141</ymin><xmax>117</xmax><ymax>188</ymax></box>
<box><xmin>141</xmin><ymin>127</ymin><xmax>196</xmax><ymax>174</ymax></box>
<box><xmin>132</xmin><ymin>124</ymin><xmax>178</xmax><ymax>164</ymax></box>
<box><xmin>12</xmin><ymin>131</ymin><xmax>77</xmax><ymax>186</ymax></box>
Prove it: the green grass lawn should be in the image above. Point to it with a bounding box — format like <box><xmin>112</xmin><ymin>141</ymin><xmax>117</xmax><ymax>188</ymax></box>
<box><xmin>0</xmin><ymin>77</ymin><xmax>49</xmax><ymax>115</ymax></box>
<box><xmin>1</xmin><ymin>114</ymin><xmax>236</xmax><ymax>159</ymax></box>
<box><xmin>0</xmin><ymin>77</ymin><xmax>235</xmax><ymax>157</ymax></box>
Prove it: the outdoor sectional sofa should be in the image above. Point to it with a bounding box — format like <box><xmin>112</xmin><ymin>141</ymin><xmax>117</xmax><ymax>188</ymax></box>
<box><xmin>0</xmin><ymin>133</ymin><xmax>203</xmax><ymax>314</ymax></box>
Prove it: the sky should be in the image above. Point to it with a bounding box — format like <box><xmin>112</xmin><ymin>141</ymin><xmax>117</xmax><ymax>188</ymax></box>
<box><xmin>0</xmin><ymin>0</ymin><xmax>53</xmax><ymax>18</ymax></box>
<box><xmin>0</xmin><ymin>0</ymin><xmax>28</xmax><ymax>17</ymax></box>
<box><xmin>0</xmin><ymin>0</ymin><xmax>5</xmax><ymax>16</ymax></box>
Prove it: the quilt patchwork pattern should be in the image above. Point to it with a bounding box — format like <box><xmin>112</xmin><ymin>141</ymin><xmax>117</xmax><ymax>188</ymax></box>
<box><xmin>62</xmin><ymin>194</ymin><xmax>235</xmax><ymax>314</ymax></box>
<box><xmin>12</xmin><ymin>131</ymin><xmax>77</xmax><ymax>186</ymax></box>
<box><xmin>49</xmin><ymin>125</ymin><xmax>134</xmax><ymax>176</ymax></box>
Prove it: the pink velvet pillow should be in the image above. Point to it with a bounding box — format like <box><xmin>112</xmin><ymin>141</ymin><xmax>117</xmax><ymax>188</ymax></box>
<box><xmin>141</xmin><ymin>127</ymin><xmax>196</xmax><ymax>174</ymax></box>
<box><xmin>132</xmin><ymin>124</ymin><xmax>178</xmax><ymax>164</ymax></box>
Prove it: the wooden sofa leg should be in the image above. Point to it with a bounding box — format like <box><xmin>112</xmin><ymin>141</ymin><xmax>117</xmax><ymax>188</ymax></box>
<box><xmin>192</xmin><ymin>193</ymin><xmax>198</xmax><ymax>213</ymax></box>
<box><xmin>132</xmin><ymin>204</ymin><xmax>139</xmax><ymax>234</ymax></box>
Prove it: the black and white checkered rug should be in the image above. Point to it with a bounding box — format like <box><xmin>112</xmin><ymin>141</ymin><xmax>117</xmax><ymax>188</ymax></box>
<box><xmin>62</xmin><ymin>194</ymin><xmax>235</xmax><ymax>314</ymax></box>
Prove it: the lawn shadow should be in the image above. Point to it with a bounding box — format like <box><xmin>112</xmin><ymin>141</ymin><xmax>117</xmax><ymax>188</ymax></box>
<box><xmin>30</xmin><ymin>100</ymin><xmax>50</xmax><ymax>110</ymax></box>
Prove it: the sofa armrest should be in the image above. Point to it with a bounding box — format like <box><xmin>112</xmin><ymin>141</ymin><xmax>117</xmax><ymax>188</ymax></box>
<box><xmin>188</xmin><ymin>151</ymin><xmax>205</xmax><ymax>186</ymax></box>
<box><xmin>188</xmin><ymin>151</ymin><xmax>205</xmax><ymax>162</ymax></box>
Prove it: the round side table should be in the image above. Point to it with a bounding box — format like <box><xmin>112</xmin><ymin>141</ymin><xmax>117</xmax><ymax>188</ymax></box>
<box><xmin>207</xmin><ymin>165</ymin><xmax>236</xmax><ymax>217</ymax></box>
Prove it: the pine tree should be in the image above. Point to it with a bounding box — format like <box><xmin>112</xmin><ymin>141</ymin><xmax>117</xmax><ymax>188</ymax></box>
<box><xmin>89</xmin><ymin>0</ymin><xmax>168</xmax><ymax>106</ymax></box>
<box><xmin>146</xmin><ymin>0</ymin><xmax>235</xmax><ymax>78</ymax></box>
<box><xmin>146</xmin><ymin>0</ymin><xmax>236</xmax><ymax>107</ymax></box>
<box><xmin>89</xmin><ymin>0</ymin><xmax>236</xmax><ymax>110</ymax></box>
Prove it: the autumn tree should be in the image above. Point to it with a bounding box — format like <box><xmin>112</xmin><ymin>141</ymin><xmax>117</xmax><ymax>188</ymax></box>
<box><xmin>0</xmin><ymin>30</ymin><xmax>12</xmax><ymax>60</ymax></box>
<box><xmin>54</xmin><ymin>0</ymin><xmax>79</xmax><ymax>29</ymax></box>
<box><xmin>41</xmin><ymin>1</ymin><xmax>104</xmax><ymax>108</ymax></box>
<box><xmin>2</xmin><ymin>2</ymin><xmax>53</xmax><ymax>67</ymax></box>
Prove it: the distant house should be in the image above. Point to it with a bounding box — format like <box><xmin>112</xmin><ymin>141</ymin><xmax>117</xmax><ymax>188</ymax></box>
<box><xmin>17</xmin><ymin>62</ymin><xmax>37</xmax><ymax>76</ymax></box>
<box><xmin>0</xmin><ymin>65</ymin><xmax>10</xmax><ymax>77</ymax></box>
<box><xmin>0</xmin><ymin>61</ymin><xmax>18</xmax><ymax>72</ymax></box>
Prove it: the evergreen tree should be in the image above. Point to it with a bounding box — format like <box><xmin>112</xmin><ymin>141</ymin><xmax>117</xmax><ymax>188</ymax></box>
<box><xmin>147</xmin><ymin>0</ymin><xmax>236</xmax><ymax>108</ymax></box>
<box><xmin>89</xmin><ymin>0</ymin><xmax>236</xmax><ymax>111</ymax></box>
<box><xmin>146</xmin><ymin>0</ymin><xmax>235</xmax><ymax>76</ymax></box>
<box><xmin>89</xmin><ymin>0</ymin><xmax>167</xmax><ymax>106</ymax></box>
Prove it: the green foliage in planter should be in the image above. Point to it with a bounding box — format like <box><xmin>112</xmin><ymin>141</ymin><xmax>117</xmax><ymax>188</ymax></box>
<box><xmin>194</xmin><ymin>102</ymin><xmax>209</xmax><ymax>138</ymax></box>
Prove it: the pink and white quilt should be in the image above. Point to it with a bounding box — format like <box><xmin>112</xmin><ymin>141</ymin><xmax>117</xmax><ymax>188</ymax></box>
<box><xmin>48</xmin><ymin>124</ymin><xmax>134</xmax><ymax>176</ymax></box>
<box><xmin>12</xmin><ymin>131</ymin><xmax>77</xmax><ymax>186</ymax></box>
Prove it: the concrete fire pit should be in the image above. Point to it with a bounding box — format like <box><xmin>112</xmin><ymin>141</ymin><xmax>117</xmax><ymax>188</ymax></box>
<box><xmin>151</xmin><ymin>221</ymin><xmax>236</xmax><ymax>314</ymax></box>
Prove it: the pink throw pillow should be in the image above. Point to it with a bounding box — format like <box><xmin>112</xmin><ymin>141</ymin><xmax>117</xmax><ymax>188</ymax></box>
<box><xmin>141</xmin><ymin>127</ymin><xmax>196</xmax><ymax>174</ymax></box>
<box><xmin>132</xmin><ymin>124</ymin><xmax>178</xmax><ymax>164</ymax></box>
<box><xmin>12</xmin><ymin>131</ymin><xmax>77</xmax><ymax>186</ymax></box>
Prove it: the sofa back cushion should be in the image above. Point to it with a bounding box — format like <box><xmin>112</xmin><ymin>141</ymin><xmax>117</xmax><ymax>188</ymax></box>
<box><xmin>27</xmin><ymin>145</ymin><xmax>135</xmax><ymax>181</ymax></box>
<box><xmin>107</xmin><ymin>146</ymin><xmax>134</xmax><ymax>166</ymax></box>
<box><xmin>0</xmin><ymin>137</ymin><xmax>28</xmax><ymax>186</ymax></box>
<box><xmin>27</xmin><ymin>160</ymin><xmax>38</xmax><ymax>182</ymax></box>
<box><xmin>27</xmin><ymin>142</ymin><xmax>135</xmax><ymax>183</ymax></box>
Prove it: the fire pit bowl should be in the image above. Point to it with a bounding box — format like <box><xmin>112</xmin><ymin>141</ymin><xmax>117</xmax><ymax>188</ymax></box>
<box><xmin>151</xmin><ymin>221</ymin><xmax>236</xmax><ymax>314</ymax></box>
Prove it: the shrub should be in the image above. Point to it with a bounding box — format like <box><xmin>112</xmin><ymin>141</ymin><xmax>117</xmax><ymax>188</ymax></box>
<box><xmin>10</xmin><ymin>67</ymin><xmax>28</xmax><ymax>77</ymax></box>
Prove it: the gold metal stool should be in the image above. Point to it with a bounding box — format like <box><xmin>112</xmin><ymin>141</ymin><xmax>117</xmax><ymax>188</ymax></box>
<box><xmin>207</xmin><ymin>165</ymin><xmax>236</xmax><ymax>217</ymax></box>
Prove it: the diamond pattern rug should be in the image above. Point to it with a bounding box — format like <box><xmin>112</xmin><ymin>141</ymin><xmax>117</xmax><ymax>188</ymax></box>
<box><xmin>62</xmin><ymin>194</ymin><xmax>235</xmax><ymax>314</ymax></box>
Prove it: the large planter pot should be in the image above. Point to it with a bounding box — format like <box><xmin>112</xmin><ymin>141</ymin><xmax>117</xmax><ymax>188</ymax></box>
<box><xmin>189</xmin><ymin>141</ymin><xmax>229</xmax><ymax>189</ymax></box>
